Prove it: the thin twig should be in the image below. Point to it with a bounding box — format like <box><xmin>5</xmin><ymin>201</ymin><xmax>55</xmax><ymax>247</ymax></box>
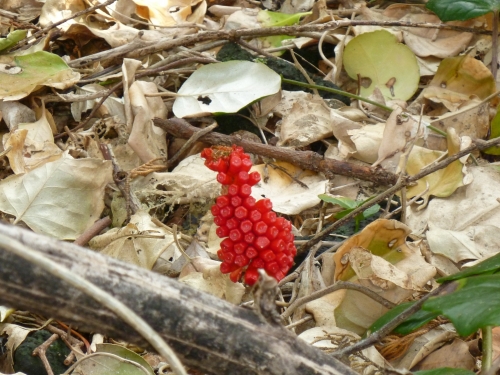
<box><xmin>332</xmin><ymin>282</ymin><xmax>454</xmax><ymax>359</ymax></box>
<box><xmin>69</xmin><ymin>20</ymin><xmax>492</xmax><ymax>68</ymax></box>
<box><xmin>281</xmin><ymin>281</ymin><xmax>396</xmax><ymax>320</ymax></box>
<box><xmin>12</xmin><ymin>0</ymin><xmax>117</xmax><ymax>51</ymax></box>
<box><xmin>54</xmin><ymin>81</ymin><xmax>123</xmax><ymax>139</ymax></box>
<box><xmin>0</xmin><ymin>233</ymin><xmax>188</xmax><ymax>375</ymax></box>
<box><xmin>167</xmin><ymin>123</ymin><xmax>218</xmax><ymax>167</ymax></box>
<box><xmin>33</xmin><ymin>333</ymin><xmax>59</xmax><ymax>375</ymax></box>
<box><xmin>74</xmin><ymin>217</ymin><xmax>112</xmax><ymax>247</ymax></box>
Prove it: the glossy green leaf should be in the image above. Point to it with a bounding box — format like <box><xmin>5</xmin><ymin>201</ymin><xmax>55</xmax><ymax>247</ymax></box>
<box><xmin>436</xmin><ymin>252</ymin><xmax>500</xmax><ymax>283</ymax></box>
<box><xmin>423</xmin><ymin>275</ymin><xmax>500</xmax><ymax>336</ymax></box>
<box><xmin>426</xmin><ymin>0</ymin><xmax>499</xmax><ymax>22</ymax></box>
<box><xmin>368</xmin><ymin>301</ymin><xmax>438</xmax><ymax>336</ymax></box>
<box><xmin>413</xmin><ymin>368</ymin><xmax>475</xmax><ymax>375</ymax></box>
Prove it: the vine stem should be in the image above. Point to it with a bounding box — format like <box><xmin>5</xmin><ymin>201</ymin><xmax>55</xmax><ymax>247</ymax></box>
<box><xmin>280</xmin><ymin>78</ymin><xmax>447</xmax><ymax>136</ymax></box>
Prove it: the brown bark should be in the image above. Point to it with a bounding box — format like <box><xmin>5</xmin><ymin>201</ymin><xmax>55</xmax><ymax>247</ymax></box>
<box><xmin>0</xmin><ymin>223</ymin><xmax>356</xmax><ymax>375</ymax></box>
<box><xmin>154</xmin><ymin>117</ymin><xmax>398</xmax><ymax>185</ymax></box>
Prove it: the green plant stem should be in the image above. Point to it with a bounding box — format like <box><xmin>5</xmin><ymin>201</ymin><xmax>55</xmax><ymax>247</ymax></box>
<box><xmin>281</xmin><ymin>77</ymin><xmax>393</xmax><ymax>111</ymax></box>
<box><xmin>281</xmin><ymin>77</ymin><xmax>448</xmax><ymax>136</ymax></box>
<box><xmin>482</xmin><ymin>326</ymin><xmax>493</xmax><ymax>372</ymax></box>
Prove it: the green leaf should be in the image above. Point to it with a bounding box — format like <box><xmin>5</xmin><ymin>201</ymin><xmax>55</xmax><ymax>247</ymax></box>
<box><xmin>0</xmin><ymin>30</ymin><xmax>27</xmax><ymax>53</ymax></box>
<box><xmin>257</xmin><ymin>10</ymin><xmax>311</xmax><ymax>27</ymax></box>
<box><xmin>363</xmin><ymin>204</ymin><xmax>380</xmax><ymax>218</ymax></box>
<box><xmin>436</xmin><ymin>252</ymin><xmax>500</xmax><ymax>283</ymax></box>
<box><xmin>423</xmin><ymin>275</ymin><xmax>500</xmax><ymax>336</ymax></box>
<box><xmin>484</xmin><ymin>105</ymin><xmax>500</xmax><ymax>155</ymax></box>
<box><xmin>343</xmin><ymin>30</ymin><xmax>420</xmax><ymax>101</ymax></box>
<box><xmin>72</xmin><ymin>343</ymin><xmax>154</xmax><ymax>375</ymax></box>
<box><xmin>426</xmin><ymin>0</ymin><xmax>498</xmax><ymax>22</ymax></box>
<box><xmin>0</xmin><ymin>51</ymin><xmax>80</xmax><ymax>101</ymax></box>
<box><xmin>413</xmin><ymin>368</ymin><xmax>475</xmax><ymax>375</ymax></box>
<box><xmin>318</xmin><ymin>194</ymin><xmax>358</xmax><ymax>210</ymax></box>
<box><xmin>368</xmin><ymin>301</ymin><xmax>438</xmax><ymax>336</ymax></box>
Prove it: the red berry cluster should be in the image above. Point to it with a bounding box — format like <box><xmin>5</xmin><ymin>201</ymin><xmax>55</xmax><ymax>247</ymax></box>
<box><xmin>201</xmin><ymin>145</ymin><xmax>297</xmax><ymax>286</ymax></box>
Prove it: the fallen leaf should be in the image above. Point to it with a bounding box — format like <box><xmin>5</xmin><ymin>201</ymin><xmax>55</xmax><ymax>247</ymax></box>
<box><xmin>343</xmin><ymin>30</ymin><xmax>420</xmax><ymax>101</ymax></box>
<box><xmin>0</xmin><ymin>154</ymin><xmax>112</xmax><ymax>239</ymax></box>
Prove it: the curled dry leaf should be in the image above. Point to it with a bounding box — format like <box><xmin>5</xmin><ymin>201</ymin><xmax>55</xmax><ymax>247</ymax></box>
<box><xmin>306</xmin><ymin>219</ymin><xmax>435</xmax><ymax>335</ymax></box>
<box><xmin>405</xmin><ymin>128</ymin><xmax>472</xmax><ymax>209</ymax></box>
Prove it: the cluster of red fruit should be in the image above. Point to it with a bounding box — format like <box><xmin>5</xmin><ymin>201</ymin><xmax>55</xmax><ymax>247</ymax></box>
<box><xmin>201</xmin><ymin>145</ymin><xmax>297</xmax><ymax>286</ymax></box>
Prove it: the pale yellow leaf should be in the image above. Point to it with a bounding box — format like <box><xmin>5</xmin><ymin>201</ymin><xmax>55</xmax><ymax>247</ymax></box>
<box><xmin>0</xmin><ymin>154</ymin><xmax>112</xmax><ymax>239</ymax></box>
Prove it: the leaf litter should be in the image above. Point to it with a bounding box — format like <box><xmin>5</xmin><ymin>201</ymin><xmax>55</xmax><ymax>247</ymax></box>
<box><xmin>0</xmin><ymin>0</ymin><xmax>500</xmax><ymax>374</ymax></box>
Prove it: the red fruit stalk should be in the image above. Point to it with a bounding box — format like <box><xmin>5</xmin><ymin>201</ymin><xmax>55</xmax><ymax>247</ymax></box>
<box><xmin>201</xmin><ymin>145</ymin><xmax>297</xmax><ymax>286</ymax></box>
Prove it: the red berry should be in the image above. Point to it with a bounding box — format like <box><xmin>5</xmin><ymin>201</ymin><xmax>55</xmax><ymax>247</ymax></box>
<box><xmin>271</xmin><ymin>238</ymin><xmax>285</xmax><ymax>252</ymax></box>
<box><xmin>213</xmin><ymin>216</ymin><xmax>226</xmax><ymax>226</ymax></box>
<box><xmin>217</xmin><ymin>172</ymin><xmax>232</xmax><ymax>185</ymax></box>
<box><xmin>256</xmin><ymin>198</ymin><xmax>273</xmax><ymax>213</ymax></box>
<box><xmin>234</xmin><ymin>242</ymin><xmax>246</xmax><ymax>254</ymax></box>
<box><xmin>220</xmin><ymin>238</ymin><xmax>233</xmax><ymax>252</ymax></box>
<box><xmin>243</xmin><ymin>196</ymin><xmax>256</xmax><ymax>209</ymax></box>
<box><xmin>228</xmin><ymin>184</ymin><xmax>239</xmax><ymax>196</ymax></box>
<box><xmin>249</xmin><ymin>210</ymin><xmax>262</xmax><ymax>222</ymax></box>
<box><xmin>251</xmin><ymin>258</ymin><xmax>265</xmax><ymax>269</ymax></box>
<box><xmin>244</xmin><ymin>232</ymin><xmax>255</xmax><ymax>244</ymax></box>
<box><xmin>211</xmin><ymin>205</ymin><xmax>220</xmax><ymax>216</ymax></box>
<box><xmin>230</xmin><ymin>268</ymin><xmax>243</xmax><ymax>282</ymax></box>
<box><xmin>274</xmin><ymin>217</ymin><xmax>285</xmax><ymax>229</ymax></box>
<box><xmin>229</xmin><ymin>228</ymin><xmax>243</xmax><ymax>242</ymax></box>
<box><xmin>220</xmin><ymin>262</ymin><xmax>233</xmax><ymax>273</ymax></box>
<box><xmin>276</xmin><ymin>252</ymin><xmax>289</xmax><ymax>267</ymax></box>
<box><xmin>241</xmin><ymin>158</ymin><xmax>253</xmax><ymax>172</ymax></box>
<box><xmin>235</xmin><ymin>171</ymin><xmax>249</xmax><ymax>184</ymax></box>
<box><xmin>234</xmin><ymin>254</ymin><xmax>249</xmax><ymax>267</ymax></box>
<box><xmin>216</xmin><ymin>195</ymin><xmax>230</xmax><ymax>208</ymax></box>
<box><xmin>232</xmin><ymin>145</ymin><xmax>244</xmax><ymax>155</ymax></box>
<box><xmin>234</xmin><ymin>206</ymin><xmax>248</xmax><ymax>219</ymax></box>
<box><xmin>265</xmin><ymin>261</ymin><xmax>280</xmax><ymax>274</ymax></box>
<box><xmin>255</xmin><ymin>236</ymin><xmax>270</xmax><ymax>250</ymax></box>
<box><xmin>262</xmin><ymin>211</ymin><xmax>277</xmax><ymax>225</ymax></box>
<box><xmin>229</xmin><ymin>154</ymin><xmax>242</xmax><ymax>174</ymax></box>
<box><xmin>222</xmin><ymin>251</ymin><xmax>235</xmax><ymax>263</ymax></box>
<box><xmin>239</xmin><ymin>184</ymin><xmax>252</xmax><ymax>197</ymax></box>
<box><xmin>260</xmin><ymin>249</ymin><xmax>276</xmax><ymax>262</ymax></box>
<box><xmin>274</xmin><ymin>271</ymin><xmax>285</xmax><ymax>281</ymax></box>
<box><xmin>219</xmin><ymin>206</ymin><xmax>234</xmax><ymax>219</ymax></box>
<box><xmin>210</xmin><ymin>158</ymin><xmax>228</xmax><ymax>173</ymax></box>
<box><xmin>248</xmin><ymin>171</ymin><xmax>261</xmax><ymax>186</ymax></box>
<box><xmin>246</xmin><ymin>246</ymin><xmax>258</xmax><ymax>259</ymax></box>
<box><xmin>216</xmin><ymin>226</ymin><xmax>229</xmax><ymax>238</ymax></box>
<box><xmin>244</xmin><ymin>268</ymin><xmax>259</xmax><ymax>285</ymax></box>
<box><xmin>253</xmin><ymin>221</ymin><xmax>268</xmax><ymax>235</ymax></box>
<box><xmin>226</xmin><ymin>218</ymin><xmax>238</xmax><ymax>230</ymax></box>
<box><xmin>240</xmin><ymin>220</ymin><xmax>253</xmax><ymax>234</ymax></box>
<box><xmin>201</xmin><ymin>148</ymin><xmax>212</xmax><ymax>159</ymax></box>
<box><xmin>231</xmin><ymin>195</ymin><xmax>242</xmax><ymax>207</ymax></box>
<box><xmin>266</xmin><ymin>226</ymin><xmax>279</xmax><ymax>240</ymax></box>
